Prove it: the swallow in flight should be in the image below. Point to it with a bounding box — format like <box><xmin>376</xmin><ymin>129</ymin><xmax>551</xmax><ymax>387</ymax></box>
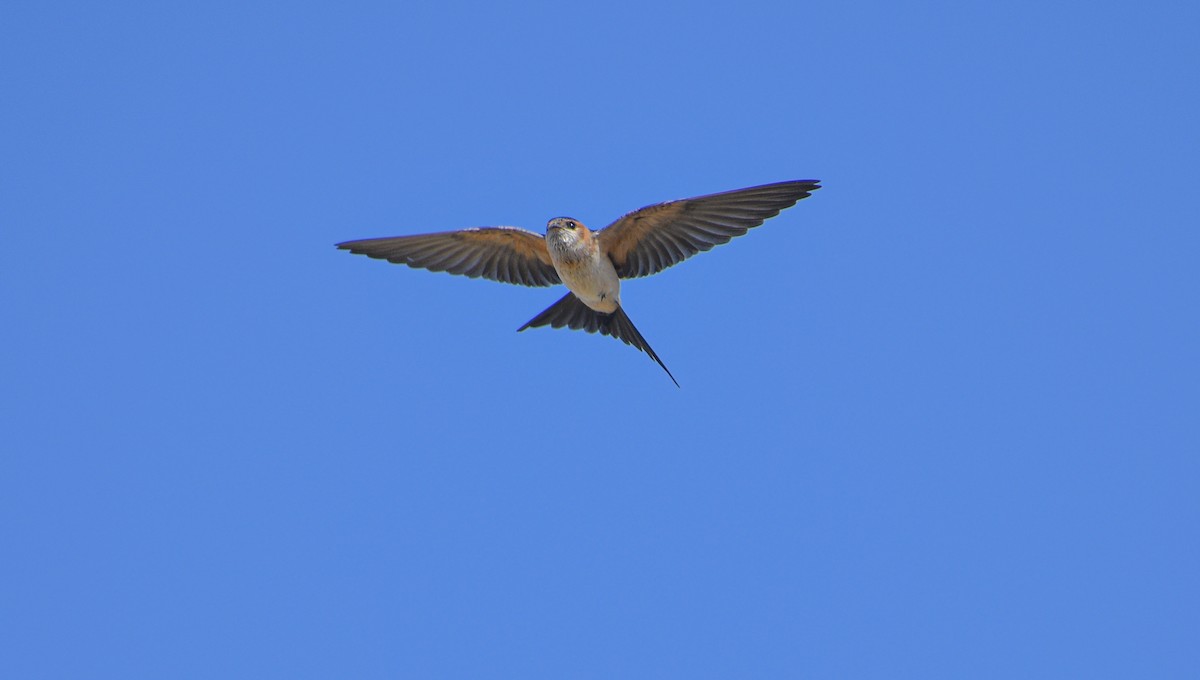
<box><xmin>337</xmin><ymin>179</ymin><xmax>820</xmax><ymax>386</ymax></box>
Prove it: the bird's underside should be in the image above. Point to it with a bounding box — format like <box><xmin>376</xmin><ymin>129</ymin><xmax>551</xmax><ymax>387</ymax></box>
<box><xmin>336</xmin><ymin>179</ymin><xmax>821</xmax><ymax>385</ymax></box>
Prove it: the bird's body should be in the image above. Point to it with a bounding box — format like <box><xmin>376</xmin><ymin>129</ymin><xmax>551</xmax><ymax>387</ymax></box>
<box><xmin>545</xmin><ymin>217</ymin><xmax>620</xmax><ymax>314</ymax></box>
<box><xmin>337</xmin><ymin>180</ymin><xmax>821</xmax><ymax>386</ymax></box>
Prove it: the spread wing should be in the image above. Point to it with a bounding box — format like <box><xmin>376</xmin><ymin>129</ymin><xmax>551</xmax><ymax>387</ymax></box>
<box><xmin>598</xmin><ymin>180</ymin><xmax>821</xmax><ymax>279</ymax></box>
<box><xmin>336</xmin><ymin>227</ymin><xmax>561</xmax><ymax>287</ymax></box>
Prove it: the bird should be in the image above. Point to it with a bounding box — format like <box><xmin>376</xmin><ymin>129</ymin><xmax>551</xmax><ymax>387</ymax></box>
<box><xmin>336</xmin><ymin>179</ymin><xmax>821</xmax><ymax>386</ymax></box>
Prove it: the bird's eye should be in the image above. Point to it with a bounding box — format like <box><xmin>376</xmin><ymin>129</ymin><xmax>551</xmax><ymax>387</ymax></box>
<box><xmin>568</xmin><ymin>221</ymin><xmax>577</xmax><ymax>229</ymax></box>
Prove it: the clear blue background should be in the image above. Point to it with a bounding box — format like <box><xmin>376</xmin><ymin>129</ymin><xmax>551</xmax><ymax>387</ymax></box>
<box><xmin>3</xmin><ymin>1</ymin><xmax>1197</xmax><ymax>677</ymax></box>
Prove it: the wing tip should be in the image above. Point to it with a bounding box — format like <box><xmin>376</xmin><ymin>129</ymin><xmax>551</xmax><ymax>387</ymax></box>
<box><xmin>778</xmin><ymin>178</ymin><xmax>821</xmax><ymax>195</ymax></box>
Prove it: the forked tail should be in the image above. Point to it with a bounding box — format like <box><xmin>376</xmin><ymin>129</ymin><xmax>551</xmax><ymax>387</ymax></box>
<box><xmin>518</xmin><ymin>293</ymin><xmax>679</xmax><ymax>387</ymax></box>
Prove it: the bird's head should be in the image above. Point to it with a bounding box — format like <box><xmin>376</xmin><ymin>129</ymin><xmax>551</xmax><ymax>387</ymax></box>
<box><xmin>546</xmin><ymin>217</ymin><xmax>591</xmax><ymax>242</ymax></box>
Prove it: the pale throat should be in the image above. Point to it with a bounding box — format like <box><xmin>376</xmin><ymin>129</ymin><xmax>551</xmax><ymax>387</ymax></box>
<box><xmin>546</xmin><ymin>231</ymin><xmax>594</xmax><ymax>265</ymax></box>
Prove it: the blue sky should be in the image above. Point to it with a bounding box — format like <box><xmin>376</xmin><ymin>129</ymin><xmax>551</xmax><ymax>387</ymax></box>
<box><xmin>2</xmin><ymin>1</ymin><xmax>1197</xmax><ymax>677</ymax></box>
